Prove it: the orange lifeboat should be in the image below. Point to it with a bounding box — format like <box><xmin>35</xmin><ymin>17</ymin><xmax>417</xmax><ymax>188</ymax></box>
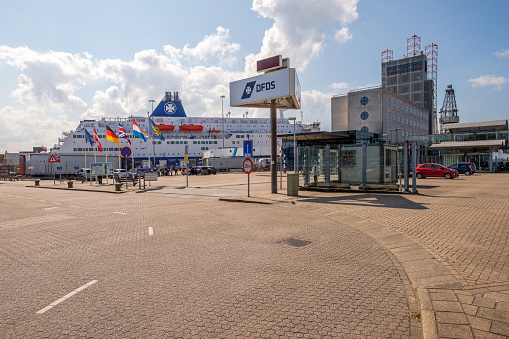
<box><xmin>157</xmin><ymin>124</ymin><xmax>175</xmax><ymax>132</ymax></box>
<box><xmin>179</xmin><ymin>125</ymin><xmax>204</xmax><ymax>132</ymax></box>
<box><xmin>209</xmin><ymin>129</ymin><xmax>221</xmax><ymax>133</ymax></box>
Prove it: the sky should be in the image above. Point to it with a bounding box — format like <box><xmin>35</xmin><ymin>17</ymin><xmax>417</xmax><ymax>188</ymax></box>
<box><xmin>1</xmin><ymin>0</ymin><xmax>508</xmax><ymax>152</ymax></box>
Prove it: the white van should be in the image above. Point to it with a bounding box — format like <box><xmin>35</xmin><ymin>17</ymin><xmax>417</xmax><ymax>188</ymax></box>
<box><xmin>113</xmin><ymin>169</ymin><xmax>127</xmax><ymax>179</ymax></box>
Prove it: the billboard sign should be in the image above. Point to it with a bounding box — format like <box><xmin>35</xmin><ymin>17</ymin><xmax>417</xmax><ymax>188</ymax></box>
<box><xmin>230</xmin><ymin>68</ymin><xmax>301</xmax><ymax>109</ymax></box>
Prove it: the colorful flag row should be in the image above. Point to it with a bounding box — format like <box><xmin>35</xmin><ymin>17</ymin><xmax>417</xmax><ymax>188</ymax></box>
<box><xmin>83</xmin><ymin>118</ymin><xmax>159</xmax><ymax>153</ymax></box>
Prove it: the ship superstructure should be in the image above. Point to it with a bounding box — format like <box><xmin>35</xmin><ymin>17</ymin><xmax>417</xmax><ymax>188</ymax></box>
<box><xmin>51</xmin><ymin>91</ymin><xmax>316</xmax><ymax>167</ymax></box>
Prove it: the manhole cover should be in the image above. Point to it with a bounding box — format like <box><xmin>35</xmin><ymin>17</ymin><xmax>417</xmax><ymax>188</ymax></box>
<box><xmin>278</xmin><ymin>238</ymin><xmax>311</xmax><ymax>248</ymax></box>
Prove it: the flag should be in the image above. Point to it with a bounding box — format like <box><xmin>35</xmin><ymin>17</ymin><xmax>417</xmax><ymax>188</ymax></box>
<box><xmin>106</xmin><ymin>125</ymin><xmax>120</xmax><ymax>146</ymax></box>
<box><xmin>118</xmin><ymin>123</ymin><xmax>131</xmax><ymax>145</ymax></box>
<box><xmin>84</xmin><ymin>129</ymin><xmax>94</xmax><ymax>147</ymax></box>
<box><xmin>132</xmin><ymin>118</ymin><xmax>147</xmax><ymax>142</ymax></box>
<box><xmin>149</xmin><ymin>118</ymin><xmax>165</xmax><ymax>141</ymax></box>
<box><xmin>94</xmin><ymin>126</ymin><xmax>102</xmax><ymax>153</ymax></box>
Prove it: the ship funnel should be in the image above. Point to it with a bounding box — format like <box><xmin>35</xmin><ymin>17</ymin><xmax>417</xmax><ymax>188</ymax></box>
<box><xmin>164</xmin><ymin>91</ymin><xmax>173</xmax><ymax>101</ymax></box>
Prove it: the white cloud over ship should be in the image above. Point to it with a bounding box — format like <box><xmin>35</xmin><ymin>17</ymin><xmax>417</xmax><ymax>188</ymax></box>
<box><xmin>0</xmin><ymin>0</ymin><xmax>360</xmax><ymax>151</ymax></box>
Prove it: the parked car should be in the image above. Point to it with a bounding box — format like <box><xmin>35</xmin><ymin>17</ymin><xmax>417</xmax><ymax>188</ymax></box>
<box><xmin>416</xmin><ymin>163</ymin><xmax>458</xmax><ymax>179</ymax></box>
<box><xmin>196</xmin><ymin>166</ymin><xmax>209</xmax><ymax>175</ymax></box>
<box><xmin>205</xmin><ymin>166</ymin><xmax>217</xmax><ymax>175</ymax></box>
<box><xmin>448</xmin><ymin>162</ymin><xmax>475</xmax><ymax>175</ymax></box>
<box><xmin>113</xmin><ymin>169</ymin><xmax>127</xmax><ymax>179</ymax></box>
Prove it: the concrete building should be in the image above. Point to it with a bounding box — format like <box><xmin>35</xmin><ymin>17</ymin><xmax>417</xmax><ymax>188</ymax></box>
<box><xmin>332</xmin><ymin>53</ymin><xmax>434</xmax><ymax>137</ymax></box>
<box><xmin>331</xmin><ymin>86</ymin><xmax>431</xmax><ymax>137</ymax></box>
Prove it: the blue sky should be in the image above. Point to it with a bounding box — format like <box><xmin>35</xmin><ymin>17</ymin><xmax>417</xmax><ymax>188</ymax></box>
<box><xmin>1</xmin><ymin>0</ymin><xmax>508</xmax><ymax>152</ymax></box>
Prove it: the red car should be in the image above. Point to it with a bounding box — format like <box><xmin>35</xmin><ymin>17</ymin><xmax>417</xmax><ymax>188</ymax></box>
<box><xmin>416</xmin><ymin>163</ymin><xmax>458</xmax><ymax>179</ymax></box>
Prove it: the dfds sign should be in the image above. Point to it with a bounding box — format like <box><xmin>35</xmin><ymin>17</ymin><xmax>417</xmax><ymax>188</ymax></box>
<box><xmin>230</xmin><ymin>68</ymin><xmax>301</xmax><ymax>110</ymax></box>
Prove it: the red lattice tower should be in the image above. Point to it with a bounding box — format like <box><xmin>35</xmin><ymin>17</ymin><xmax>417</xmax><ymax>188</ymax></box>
<box><xmin>426</xmin><ymin>43</ymin><xmax>439</xmax><ymax>133</ymax></box>
<box><xmin>406</xmin><ymin>34</ymin><xmax>421</xmax><ymax>57</ymax></box>
<box><xmin>381</xmin><ymin>49</ymin><xmax>393</xmax><ymax>63</ymax></box>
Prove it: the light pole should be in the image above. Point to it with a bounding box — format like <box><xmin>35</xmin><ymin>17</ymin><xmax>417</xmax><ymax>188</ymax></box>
<box><xmin>148</xmin><ymin>100</ymin><xmax>156</xmax><ymax>168</ymax></box>
<box><xmin>220</xmin><ymin>95</ymin><xmax>225</xmax><ymax>148</ymax></box>
<box><xmin>288</xmin><ymin>117</ymin><xmax>296</xmax><ymax>173</ymax></box>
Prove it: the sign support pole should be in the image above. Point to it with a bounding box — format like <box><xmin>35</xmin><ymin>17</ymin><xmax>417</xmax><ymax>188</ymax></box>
<box><xmin>270</xmin><ymin>99</ymin><xmax>277</xmax><ymax>194</ymax></box>
<box><xmin>248</xmin><ymin>173</ymin><xmax>250</xmax><ymax>197</ymax></box>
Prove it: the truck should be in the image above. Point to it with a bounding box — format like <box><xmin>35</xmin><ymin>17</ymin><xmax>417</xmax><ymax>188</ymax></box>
<box><xmin>203</xmin><ymin>157</ymin><xmax>246</xmax><ymax>172</ymax></box>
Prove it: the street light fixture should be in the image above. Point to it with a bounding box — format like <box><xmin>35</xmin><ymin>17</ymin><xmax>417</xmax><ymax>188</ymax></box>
<box><xmin>288</xmin><ymin>117</ymin><xmax>297</xmax><ymax>173</ymax></box>
<box><xmin>220</xmin><ymin>95</ymin><xmax>225</xmax><ymax>148</ymax></box>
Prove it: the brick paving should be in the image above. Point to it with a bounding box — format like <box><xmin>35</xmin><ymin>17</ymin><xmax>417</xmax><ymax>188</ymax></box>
<box><xmin>1</xmin><ymin>171</ymin><xmax>508</xmax><ymax>338</ymax></box>
<box><xmin>0</xmin><ymin>174</ymin><xmax>414</xmax><ymax>338</ymax></box>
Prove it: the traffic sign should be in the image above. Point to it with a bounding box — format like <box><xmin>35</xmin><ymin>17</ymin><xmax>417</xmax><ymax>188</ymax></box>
<box><xmin>243</xmin><ymin>140</ymin><xmax>253</xmax><ymax>158</ymax></box>
<box><xmin>184</xmin><ymin>155</ymin><xmax>189</xmax><ymax>165</ymax></box>
<box><xmin>121</xmin><ymin>147</ymin><xmax>131</xmax><ymax>158</ymax></box>
<box><xmin>243</xmin><ymin>158</ymin><xmax>253</xmax><ymax>174</ymax></box>
<box><xmin>48</xmin><ymin>155</ymin><xmax>58</xmax><ymax>163</ymax></box>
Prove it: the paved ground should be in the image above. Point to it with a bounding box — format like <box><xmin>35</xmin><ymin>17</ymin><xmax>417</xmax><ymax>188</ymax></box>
<box><xmin>0</xmin><ymin>171</ymin><xmax>507</xmax><ymax>338</ymax></box>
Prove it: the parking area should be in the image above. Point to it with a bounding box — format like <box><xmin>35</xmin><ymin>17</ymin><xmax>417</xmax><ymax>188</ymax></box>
<box><xmin>1</xmin><ymin>171</ymin><xmax>508</xmax><ymax>338</ymax></box>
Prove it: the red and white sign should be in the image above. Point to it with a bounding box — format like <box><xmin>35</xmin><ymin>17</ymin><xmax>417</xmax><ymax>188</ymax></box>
<box><xmin>242</xmin><ymin>158</ymin><xmax>253</xmax><ymax>174</ymax></box>
<box><xmin>48</xmin><ymin>155</ymin><xmax>59</xmax><ymax>163</ymax></box>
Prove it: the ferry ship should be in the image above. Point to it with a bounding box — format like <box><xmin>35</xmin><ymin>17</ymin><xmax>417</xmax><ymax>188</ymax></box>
<box><xmin>47</xmin><ymin>91</ymin><xmax>318</xmax><ymax>170</ymax></box>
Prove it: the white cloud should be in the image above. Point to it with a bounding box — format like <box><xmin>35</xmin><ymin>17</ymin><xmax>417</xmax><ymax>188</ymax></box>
<box><xmin>494</xmin><ymin>49</ymin><xmax>509</xmax><ymax>57</ymax></box>
<box><xmin>0</xmin><ymin>105</ymin><xmax>75</xmax><ymax>151</ymax></box>
<box><xmin>334</xmin><ymin>27</ymin><xmax>353</xmax><ymax>44</ymax></box>
<box><xmin>248</xmin><ymin>0</ymin><xmax>359</xmax><ymax>72</ymax></box>
<box><xmin>0</xmin><ymin>46</ymin><xmax>94</xmax><ymax>110</ymax></box>
<box><xmin>468</xmin><ymin>74</ymin><xmax>509</xmax><ymax>91</ymax></box>
<box><xmin>182</xmin><ymin>26</ymin><xmax>240</xmax><ymax>67</ymax></box>
<box><xmin>331</xmin><ymin>82</ymin><xmax>348</xmax><ymax>90</ymax></box>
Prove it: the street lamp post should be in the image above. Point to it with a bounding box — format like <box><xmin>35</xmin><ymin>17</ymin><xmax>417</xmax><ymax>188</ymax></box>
<box><xmin>288</xmin><ymin>117</ymin><xmax>297</xmax><ymax>173</ymax></box>
<box><xmin>220</xmin><ymin>95</ymin><xmax>225</xmax><ymax>148</ymax></box>
<box><xmin>148</xmin><ymin>100</ymin><xmax>156</xmax><ymax>168</ymax></box>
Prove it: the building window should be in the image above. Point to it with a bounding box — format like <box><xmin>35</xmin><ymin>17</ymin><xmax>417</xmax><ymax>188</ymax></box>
<box><xmin>398</xmin><ymin>102</ymin><xmax>400</xmax><ymax>109</ymax></box>
<box><xmin>398</xmin><ymin>115</ymin><xmax>401</xmax><ymax>123</ymax></box>
<box><xmin>393</xmin><ymin>113</ymin><xmax>396</xmax><ymax>121</ymax></box>
<box><xmin>360</xmin><ymin>111</ymin><xmax>369</xmax><ymax>120</ymax></box>
<box><xmin>393</xmin><ymin>99</ymin><xmax>396</xmax><ymax>107</ymax></box>
<box><xmin>388</xmin><ymin>97</ymin><xmax>391</xmax><ymax>105</ymax></box>
<box><xmin>388</xmin><ymin>112</ymin><xmax>391</xmax><ymax>120</ymax></box>
<box><xmin>360</xmin><ymin>126</ymin><xmax>369</xmax><ymax>132</ymax></box>
<box><xmin>360</xmin><ymin>96</ymin><xmax>369</xmax><ymax>105</ymax></box>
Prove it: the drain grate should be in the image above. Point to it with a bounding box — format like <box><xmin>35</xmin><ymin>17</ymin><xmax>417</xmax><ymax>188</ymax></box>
<box><xmin>278</xmin><ymin>238</ymin><xmax>311</xmax><ymax>248</ymax></box>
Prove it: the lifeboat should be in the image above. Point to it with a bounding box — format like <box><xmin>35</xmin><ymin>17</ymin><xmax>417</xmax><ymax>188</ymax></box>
<box><xmin>179</xmin><ymin>125</ymin><xmax>204</xmax><ymax>132</ymax></box>
<box><xmin>209</xmin><ymin>129</ymin><xmax>221</xmax><ymax>133</ymax></box>
<box><xmin>157</xmin><ymin>124</ymin><xmax>175</xmax><ymax>132</ymax></box>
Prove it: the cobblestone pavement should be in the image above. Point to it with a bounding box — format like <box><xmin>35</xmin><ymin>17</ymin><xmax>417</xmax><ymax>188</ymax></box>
<box><xmin>2</xmin><ymin>171</ymin><xmax>508</xmax><ymax>338</ymax></box>
<box><xmin>0</xmin><ymin>174</ymin><xmax>416</xmax><ymax>338</ymax></box>
<box><xmin>298</xmin><ymin>172</ymin><xmax>509</xmax><ymax>338</ymax></box>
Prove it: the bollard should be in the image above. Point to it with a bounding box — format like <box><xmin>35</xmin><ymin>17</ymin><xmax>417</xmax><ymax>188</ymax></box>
<box><xmin>67</xmin><ymin>181</ymin><xmax>73</xmax><ymax>188</ymax></box>
<box><xmin>34</xmin><ymin>179</ymin><xmax>40</xmax><ymax>186</ymax></box>
<box><xmin>114</xmin><ymin>183</ymin><xmax>122</xmax><ymax>191</ymax></box>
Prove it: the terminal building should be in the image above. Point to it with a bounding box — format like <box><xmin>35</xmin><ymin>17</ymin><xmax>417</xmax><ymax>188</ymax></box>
<box><xmin>332</xmin><ymin>53</ymin><xmax>433</xmax><ymax>137</ymax></box>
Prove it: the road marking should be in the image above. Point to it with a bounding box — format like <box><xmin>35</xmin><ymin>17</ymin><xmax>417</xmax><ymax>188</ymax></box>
<box><xmin>36</xmin><ymin>280</ymin><xmax>98</xmax><ymax>314</ymax></box>
<box><xmin>53</xmin><ymin>202</ymin><xmax>62</xmax><ymax>205</ymax></box>
<box><xmin>149</xmin><ymin>227</ymin><xmax>154</xmax><ymax>236</ymax></box>
<box><xmin>27</xmin><ymin>197</ymin><xmax>34</xmax><ymax>200</ymax></box>
<box><xmin>70</xmin><ymin>205</ymin><xmax>79</xmax><ymax>208</ymax></box>
<box><xmin>113</xmin><ymin>212</ymin><xmax>127</xmax><ymax>215</ymax></box>
<box><xmin>39</xmin><ymin>200</ymin><xmax>46</xmax><ymax>202</ymax></box>
<box><xmin>44</xmin><ymin>207</ymin><xmax>61</xmax><ymax>211</ymax></box>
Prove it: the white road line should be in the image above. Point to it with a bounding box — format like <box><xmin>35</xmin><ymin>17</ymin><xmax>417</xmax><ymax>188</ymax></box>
<box><xmin>44</xmin><ymin>207</ymin><xmax>61</xmax><ymax>211</ymax></box>
<box><xmin>39</xmin><ymin>200</ymin><xmax>46</xmax><ymax>202</ymax></box>
<box><xmin>70</xmin><ymin>206</ymin><xmax>79</xmax><ymax>208</ymax></box>
<box><xmin>149</xmin><ymin>227</ymin><xmax>154</xmax><ymax>236</ymax></box>
<box><xmin>27</xmin><ymin>198</ymin><xmax>34</xmax><ymax>200</ymax></box>
<box><xmin>53</xmin><ymin>202</ymin><xmax>62</xmax><ymax>205</ymax></box>
<box><xmin>36</xmin><ymin>280</ymin><xmax>98</xmax><ymax>314</ymax></box>
<box><xmin>113</xmin><ymin>212</ymin><xmax>127</xmax><ymax>215</ymax></box>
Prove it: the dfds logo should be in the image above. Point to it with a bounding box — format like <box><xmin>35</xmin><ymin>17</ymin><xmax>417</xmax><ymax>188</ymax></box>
<box><xmin>241</xmin><ymin>80</ymin><xmax>276</xmax><ymax>99</ymax></box>
<box><xmin>241</xmin><ymin>81</ymin><xmax>256</xmax><ymax>99</ymax></box>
